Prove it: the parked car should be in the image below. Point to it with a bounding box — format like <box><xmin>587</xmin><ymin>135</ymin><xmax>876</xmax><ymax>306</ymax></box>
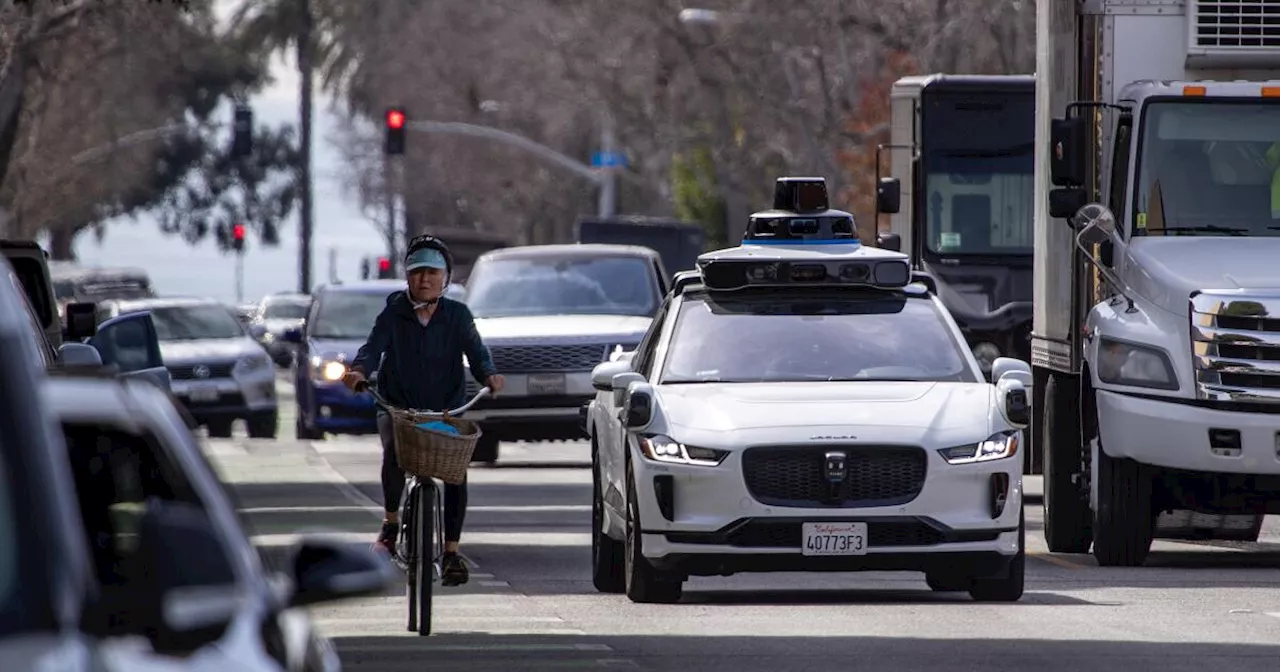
<box><xmin>96</xmin><ymin>297</ymin><xmax>278</xmax><ymax>438</ymax></box>
<box><xmin>286</xmin><ymin>280</ymin><xmax>404</xmax><ymax>439</ymax></box>
<box><xmin>252</xmin><ymin>293</ymin><xmax>312</xmax><ymax>368</ymax></box>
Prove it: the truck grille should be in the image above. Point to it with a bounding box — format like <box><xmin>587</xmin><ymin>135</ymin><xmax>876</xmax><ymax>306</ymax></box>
<box><xmin>741</xmin><ymin>445</ymin><xmax>927</xmax><ymax>508</ymax></box>
<box><xmin>1190</xmin><ymin>290</ymin><xmax>1280</xmax><ymax>401</ymax></box>
<box><xmin>489</xmin><ymin>344</ymin><xmax>611</xmax><ymax>372</ymax></box>
<box><xmin>170</xmin><ymin>362</ymin><xmax>236</xmax><ymax>379</ymax></box>
<box><xmin>1193</xmin><ymin>0</ymin><xmax>1280</xmax><ymax>49</ymax></box>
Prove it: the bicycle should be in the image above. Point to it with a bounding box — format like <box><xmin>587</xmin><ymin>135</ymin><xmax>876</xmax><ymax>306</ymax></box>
<box><xmin>359</xmin><ymin>374</ymin><xmax>491</xmax><ymax>636</ymax></box>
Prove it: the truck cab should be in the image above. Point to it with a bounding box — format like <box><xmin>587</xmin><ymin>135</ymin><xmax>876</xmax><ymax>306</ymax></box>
<box><xmin>876</xmin><ymin>75</ymin><xmax>1036</xmax><ymax>380</ymax></box>
<box><xmin>1034</xmin><ymin>0</ymin><xmax>1280</xmax><ymax>566</ymax></box>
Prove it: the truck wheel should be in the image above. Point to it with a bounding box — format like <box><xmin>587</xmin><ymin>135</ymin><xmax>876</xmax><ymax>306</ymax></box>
<box><xmin>969</xmin><ymin>509</ymin><xmax>1025</xmax><ymax>602</ymax></box>
<box><xmin>624</xmin><ymin>460</ymin><xmax>683</xmax><ymax>604</ymax></box>
<box><xmin>1043</xmin><ymin>375</ymin><xmax>1092</xmax><ymax>553</ymax></box>
<box><xmin>1092</xmin><ymin>438</ymin><xmax>1155</xmax><ymax>567</ymax></box>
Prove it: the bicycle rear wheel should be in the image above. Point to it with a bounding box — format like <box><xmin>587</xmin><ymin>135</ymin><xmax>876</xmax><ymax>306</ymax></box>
<box><xmin>412</xmin><ymin>480</ymin><xmax>436</xmax><ymax>636</ymax></box>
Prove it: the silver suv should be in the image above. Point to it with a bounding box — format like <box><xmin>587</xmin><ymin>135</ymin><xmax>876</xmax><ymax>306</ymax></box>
<box><xmin>462</xmin><ymin>244</ymin><xmax>668</xmax><ymax>463</ymax></box>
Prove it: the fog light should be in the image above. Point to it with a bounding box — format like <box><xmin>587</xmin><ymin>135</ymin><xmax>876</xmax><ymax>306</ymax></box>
<box><xmin>989</xmin><ymin>473</ymin><xmax>1009</xmax><ymax>519</ymax></box>
<box><xmin>653</xmin><ymin>475</ymin><xmax>675</xmax><ymax>521</ymax></box>
<box><xmin>320</xmin><ymin>406</ymin><xmax>331</xmax><ymax>418</ymax></box>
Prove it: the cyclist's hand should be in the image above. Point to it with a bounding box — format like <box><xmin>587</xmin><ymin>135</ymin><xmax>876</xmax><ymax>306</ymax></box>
<box><xmin>342</xmin><ymin>370</ymin><xmax>367</xmax><ymax>392</ymax></box>
<box><xmin>485</xmin><ymin>374</ymin><xmax>505</xmax><ymax>396</ymax></box>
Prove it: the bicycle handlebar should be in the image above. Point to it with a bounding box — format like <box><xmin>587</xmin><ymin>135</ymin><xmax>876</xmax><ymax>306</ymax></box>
<box><xmin>359</xmin><ymin>379</ymin><xmax>491</xmax><ymax>417</ymax></box>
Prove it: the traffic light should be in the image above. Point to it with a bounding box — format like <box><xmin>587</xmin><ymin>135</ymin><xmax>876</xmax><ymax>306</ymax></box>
<box><xmin>232</xmin><ymin>223</ymin><xmax>246</xmax><ymax>253</ymax></box>
<box><xmin>385</xmin><ymin>107</ymin><xmax>406</xmax><ymax>155</ymax></box>
<box><xmin>232</xmin><ymin>105</ymin><xmax>253</xmax><ymax>158</ymax></box>
<box><xmin>377</xmin><ymin>256</ymin><xmax>394</xmax><ymax>279</ymax></box>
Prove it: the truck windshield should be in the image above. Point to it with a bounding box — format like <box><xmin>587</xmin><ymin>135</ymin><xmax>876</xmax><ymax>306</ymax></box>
<box><xmin>466</xmin><ymin>255</ymin><xmax>659</xmax><ymax>318</ymax></box>
<box><xmin>1134</xmin><ymin>100</ymin><xmax>1280</xmax><ymax>237</ymax></box>
<box><xmin>661</xmin><ymin>292</ymin><xmax>977</xmax><ymax>384</ymax></box>
<box><xmin>920</xmin><ymin>89</ymin><xmax>1035</xmax><ymax>257</ymax></box>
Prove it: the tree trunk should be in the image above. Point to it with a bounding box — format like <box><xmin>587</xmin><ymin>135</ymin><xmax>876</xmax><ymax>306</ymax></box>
<box><xmin>297</xmin><ymin>0</ymin><xmax>314</xmax><ymax>293</ymax></box>
<box><xmin>0</xmin><ymin>54</ymin><xmax>29</xmax><ymax>193</ymax></box>
<box><xmin>48</xmin><ymin>226</ymin><xmax>76</xmax><ymax>260</ymax></box>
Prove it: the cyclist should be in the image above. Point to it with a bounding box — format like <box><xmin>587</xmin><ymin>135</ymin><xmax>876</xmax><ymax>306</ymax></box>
<box><xmin>342</xmin><ymin>235</ymin><xmax>505</xmax><ymax>586</ymax></box>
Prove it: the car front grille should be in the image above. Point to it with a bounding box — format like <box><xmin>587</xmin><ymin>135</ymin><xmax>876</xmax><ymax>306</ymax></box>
<box><xmin>489</xmin><ymin>344</ymin><xmax>612</xmax><ymax>373</ymax></box>
<box><xmin>741</xmin><ymin>445</ymin><xmax>927</xmax><ymax>508</ymax></box>
<box><xmin>170</xmin><ymin>361</ymin><xmax>236</xmax><ymax>380</ymax></box>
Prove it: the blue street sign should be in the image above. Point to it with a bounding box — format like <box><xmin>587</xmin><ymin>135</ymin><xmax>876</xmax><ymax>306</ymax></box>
<box><xmin>591</xmin><ymin>151</ymin><xmax>628</xmax><ymax>168</ymax></box>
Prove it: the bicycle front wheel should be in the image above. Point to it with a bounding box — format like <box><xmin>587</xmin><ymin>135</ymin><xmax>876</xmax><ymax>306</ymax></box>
<box><xmin>412</xmin><ymin>480</ymin><xmax>435</xmax><ymax>636</ymax></box>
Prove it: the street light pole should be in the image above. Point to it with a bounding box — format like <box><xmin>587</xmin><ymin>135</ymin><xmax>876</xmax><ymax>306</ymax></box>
<box><xmin>297</xmin><ymin>0</ymin><xmax>315</xmax><ymax>294</ymax></box>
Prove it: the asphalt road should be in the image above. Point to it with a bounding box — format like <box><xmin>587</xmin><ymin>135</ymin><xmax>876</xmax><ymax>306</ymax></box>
<box><xmin>207</xmin><ymin>381</ymin><xmax>1280</xmax><ymax>671</ymax></box>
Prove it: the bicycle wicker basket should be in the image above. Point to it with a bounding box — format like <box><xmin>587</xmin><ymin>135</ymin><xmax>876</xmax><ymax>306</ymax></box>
<box><xmin>388</xmin><ymin>407</ymin><xmax>482</xmax><ymax>485</ymax></box>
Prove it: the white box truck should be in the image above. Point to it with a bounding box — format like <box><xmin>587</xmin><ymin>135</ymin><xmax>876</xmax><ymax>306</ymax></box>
<box><xmin>1035</xmin><ymin>0</ymin><xmax>1280</xmax><ymax>566</ymax></box>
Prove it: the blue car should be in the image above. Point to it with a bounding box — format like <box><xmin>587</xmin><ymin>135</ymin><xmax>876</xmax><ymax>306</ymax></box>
<box><xmin>286</xmin><ymin>280</ymin><xmax>465</xmax><ymax>439</ymax></box>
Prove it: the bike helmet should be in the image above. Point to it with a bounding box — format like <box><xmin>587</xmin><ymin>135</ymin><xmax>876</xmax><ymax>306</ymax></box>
<box><xmin>404</xmin><ymin>234</ymin><xmax>454</xmax><ymax>280</ymax></box>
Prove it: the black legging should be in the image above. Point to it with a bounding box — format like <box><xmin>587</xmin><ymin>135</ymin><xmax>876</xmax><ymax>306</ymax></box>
<box><xmin>378</xmin><ymin>413</ymin><xmax>468</xmax><ymax>542</ymax></box>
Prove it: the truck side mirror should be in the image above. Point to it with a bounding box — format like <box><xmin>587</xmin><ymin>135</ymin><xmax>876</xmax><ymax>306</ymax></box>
<box><xmin>876</xmin><ymin>177</ymin><xmax>901</xmax><ymax>214</ymax></box>
<box><xmin>876</xmin><ymin>232</ymin><xmax>902</xmax><ymax>252</ymax></box>
<box><xmin>1050</xmin><ymin>117</ymin><xmax>1086</xmax><ymax>187</ymax></box>
<box><xmin>1048</xmin><ymin>187</ymin><xmax>1088</xmax><ymax>219</ymax></box>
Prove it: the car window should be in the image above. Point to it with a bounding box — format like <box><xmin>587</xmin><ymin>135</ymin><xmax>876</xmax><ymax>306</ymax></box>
<box><xmin>631</xmin><ymin>298</ymin><xmax>670</xmax><ymax>378</ymax></box>
<box><xmin>149</xmin><ymin>305</ymin><xmax>246</xmax><ymax>341</ymax></box>
<box><xmin>9</xmin><ymin>271</ymin><xmax>53</xmax><ymax>368</ymax></box>
<box><xmin>466</xmin><ymin>255</ymin><xmax>659</xmax><ymax>318</ymax></box>
<box><xmin>310</xmin><ymin>291</ymin><xmax>391</xmax><ymax>339</ymax></box>
<box><xmin>661</xmin><ymin>291</ymin><xmax>978</xmax><ymax>384</ymax></box>
<box><xmin>261</xmin><ymin>300</ymin><xmax>309</xmax><ymax>320</ymax></box>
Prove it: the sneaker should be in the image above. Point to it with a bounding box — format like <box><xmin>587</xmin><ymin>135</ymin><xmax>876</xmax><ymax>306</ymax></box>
<box><xmin>372</xmin><ymin>521</ymin><xmax>398</xmax><ymax>555</ymax></box>
<box><xmin>441</xmin><ymin>552</ymin><xmax>469</xmax><ymax>586</ymax></box>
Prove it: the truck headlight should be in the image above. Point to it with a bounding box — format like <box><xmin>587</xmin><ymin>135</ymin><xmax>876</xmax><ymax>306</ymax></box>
<box><xmin>1096</xmin><ymin>337</ymin><xmax>1177</xmax><ymax>390</ymax></box>
<box><xmin>638</xmin><ymin>435</ymin><xmax>728</xmax><ymax>466</ymax></box>
<box><xmin>938</xmin><ymin>431</ymin><xmax>1019</xmax><ymax>465</ymax></box>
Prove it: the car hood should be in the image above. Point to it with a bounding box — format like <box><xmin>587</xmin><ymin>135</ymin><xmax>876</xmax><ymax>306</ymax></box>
<box><xmin>475</xmin><ymin>314</ymin><xmax>651</xmax><ymax>342</ymax></box>
<box><xmin>159</xmin><ymin>337</ymin><xmax>263</xmax><ymax>365</ymax></box>
<box><xmin>262</xmin><ymin>318</ymin><xmax>304</xmax><ymax>333</ymax></box>
<box><xmin>1127</xmin><ymin>237</ymin><xmax>1280</xmax><ymax>315</ymax></box>
<box><xmin>309</xmin><ymin>337</ymin><xmax>364</xmax><ymax>360</ymax></box>
<box><xmin>657</xmin><ymin>382</ymin><xmax>993</xmax><ymax>435</ymax></box>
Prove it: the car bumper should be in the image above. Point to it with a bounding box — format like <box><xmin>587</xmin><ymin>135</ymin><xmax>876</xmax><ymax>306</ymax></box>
<box><xmin>306</xmin><ymin>380</ymin><xmax>378</xmax><ymax>432</ymax></box>
<box><xmin>1097</xmin><ymin>390</ymin><xmax>1280</xmax><ymax>474</ymax></box>
<box><xmin>171</xmin><ymin>366</ymin><xmax>278</xmax><ymax>417</ymax></box>
<box><xmin>465</xmin><ymin>377</ymin><xmax>592</xmax><ymax>440</ymax></box>
<box><xmin>631</xmin><ymin>444</ymin><xmax>1022</xmax><ymax>569</ymax></box>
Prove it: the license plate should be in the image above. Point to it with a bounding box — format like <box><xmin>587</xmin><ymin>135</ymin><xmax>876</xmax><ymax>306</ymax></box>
<box><xmin>527</xmin><ymin>373</ymin><xmax>566</xmax><ymax>395</ymax></box>
<box><xmin>801</xmin><ymin>522</ymin><xmax>868</xmax><ymax>556</ymax></box>
<box><xmin>188</xmin><ymin>386</ymin><xmax>220</xmax><ymax>402</ymax></box>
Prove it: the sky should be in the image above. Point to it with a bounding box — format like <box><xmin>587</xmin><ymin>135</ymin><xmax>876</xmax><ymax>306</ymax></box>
<box><xmin>65</xmin><ymin>2</ymin><xmax>387</xmax><ymax>306</ymax></box>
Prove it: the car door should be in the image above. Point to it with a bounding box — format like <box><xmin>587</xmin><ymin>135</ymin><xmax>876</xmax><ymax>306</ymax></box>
<box><xmin>89</xmin><ymin>311</ymin><xmax>172</xmax><ymax>393</ymax></box>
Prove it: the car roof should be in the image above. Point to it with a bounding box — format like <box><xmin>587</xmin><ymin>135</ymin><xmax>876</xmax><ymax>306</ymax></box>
<box><xmin>40</xmin><ymin>375</ymin><xmax>151</xmax><ymax>429</ymax></box>
<box><xmin>478</xmin><ymin>243</ymin><xmax>660</xmax><ymax>262</ymax></box>
<box><xmin>103</xmin><ymin>296</ymin><xmax>222</xmax><ymax>312</ymax></box>
<box><xmin>262</xmin><ymin>292</ymin><xmax>311</xmax><ymax>303</ymax></box>
<box><xmin>317</xmin><ymin>279</ymin><xmax>407</xmax><ymax>294</ymax></box>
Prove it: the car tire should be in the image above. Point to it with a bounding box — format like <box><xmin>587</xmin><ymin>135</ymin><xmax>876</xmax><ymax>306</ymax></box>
<box><xmin>471</xmin><ymin>433</ymin><xmax>499</xmax><ymax>465</ymax></box>
<box><xmin>623</xmin><ymin>459</ymin><xmax>682</xmax><ymax>604</ymax></box>
<box><xmin>591</xmin><ymin>438</ymin><xmax>625</xmax><ymax>594</ymax></box>
<box><xmin>968</xmin><ymin>509</ymin><xmax>1025</xmax><ymax>603</ymax></box>
<box><xmin>295</xmin><ymin>414</ymin><xmax>324</xmax><ymax>441</ymax></box>
<box><xmin>248</xmin><ymin>410</ymin><xmax>278</xmax><ymax>439</ymax></box>
<box><xmin>206</xmin><ymin>419</ymin><xmax>234</xmax><ymax>439</ymax></box>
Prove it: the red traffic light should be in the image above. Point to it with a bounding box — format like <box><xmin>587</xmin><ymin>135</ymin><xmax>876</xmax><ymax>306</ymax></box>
<box><xmin>232</xmin><ymin>224</ymin><xmax>245</xmax><ymax>241</ymax></box>
<box><xmin>386</xmin><ymin>109</ymin><xmax>405</xmax><ymax>130</ymax></box>
<box><xmin>378</xmin><ymin>257</ymin><xmax>391</xmax><ymax>272</ymax></box>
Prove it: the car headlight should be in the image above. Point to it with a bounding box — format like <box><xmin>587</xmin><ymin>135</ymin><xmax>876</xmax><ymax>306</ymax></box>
<box><xmin>309</xmin><ymin>355</ymin><xmax>347</xmax><ymax>381</ymax></box>
<box><xmin>938</xmin><ymin>431</ymin><xmax>1019</xmax><ymax>465</ymax></box>
<box><xmin>1096</xmin><ymin>337</ymin><xmax>1177</xmax><ymax>390</ymax></box>
<box><xmin>238</xmin><ymin>354</ymin><xmax>271</xmax><ymax>372</ymax></box>
<box><xmin>638</xmin><ymin>434</ymin><xmax>728</xmax><ymax>466</ymax></box>
<box><xmin>972</xmin><ymin>342</ymin><xmax>1001</xmax><ymax>373</ymax></box>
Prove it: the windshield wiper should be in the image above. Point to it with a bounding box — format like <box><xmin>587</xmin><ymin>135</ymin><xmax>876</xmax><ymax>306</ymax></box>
<box><xmin>1167</xmin><ymin>225</ymin><xmax>1247</xmax><ymax>236</ymax></box>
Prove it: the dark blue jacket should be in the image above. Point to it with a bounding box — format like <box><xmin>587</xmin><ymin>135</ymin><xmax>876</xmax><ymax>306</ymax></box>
<box><xmin>349</xmin><ymin>291</ymin><xmax>498</xmax><ymax>413</ymax></box>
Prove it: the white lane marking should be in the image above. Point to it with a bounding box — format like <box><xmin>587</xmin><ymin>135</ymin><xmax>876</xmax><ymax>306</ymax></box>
<box><xmin>203</xmin><ymin>441</ymin><xmax>250</xmax><ymax>458</ymax></box>
<box><xmin>334</xmin><ymin>642</ymin><xmax>608</xmax><ymax>653</ymax></box>
<box><xmin>241</xmin><ymin>505</ymin><xmax>379</xmax><ymax>514</ymax></box>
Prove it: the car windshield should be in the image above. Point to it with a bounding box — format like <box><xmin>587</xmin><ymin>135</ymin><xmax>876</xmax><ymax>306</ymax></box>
<box><xmin>149</xmin><ymin>305</ymin><xmax>246</xmax><ymax>341</ymax></box>
<box><xmin>1134</xmin><ymin>100</ymin><xmax>1280</xmax><ymax>237</ymax></box>
<box><xmin>262</xmin><ymin>300</ymin><xmax>309</xmax><ymax>320</ymax></box>
<box><xmin>310</xmin><ymin>291</ymin><xmax>391</xmax><ymax>339</ymax></box>
<box><xmin>465</xmin><ymin>255</ymin><xmax>658</xmax><ymax>318</ymax></box>
<box><xmin>661</xmin><ymin>292</ymin><xmax>976</xmax><ymax>383</ymax></box>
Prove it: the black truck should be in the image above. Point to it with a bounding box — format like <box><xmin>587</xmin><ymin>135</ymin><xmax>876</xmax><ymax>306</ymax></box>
<box><xmin>575</xmin><ymin>216</ymin><xmax>706</xmax><ymax>283</ymax></box>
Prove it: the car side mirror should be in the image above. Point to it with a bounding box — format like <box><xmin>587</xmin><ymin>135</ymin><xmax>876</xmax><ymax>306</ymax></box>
<box><xmin>64</xmin><ymin>301</ymin><xmax>97</xmax><ymax>341</ymax></box>
<box><xmin>591</xmin><ymin>361</ymin><xmax>631</xmax><ymax>392</ymax></box>
<box><xmin>1048</xmin><ymin>187</ymin><xmax>1088</xmax><ymax>219</ymax></box>
<box><xmin>610</xmin><ymin>372</ymin><xmax>645</xmax><ymax>407</ymax></box>
<box><xmin>990</xmin><ymin>357</ymin><xmax>1031</xmax><ymax>386</ymax></box>
<box><xmin>132</xmin><ymin>499</ymin><xmax>239</xmax><ymax>655</ymax></box>
<box><xmin>288</xmin><ymin>537</ymin><xmax>396</xmax><ymax>608</ymax></box>
<box><xmin>57</xmin><ymin>342</ymin><xmax>103</xmax><ymax>368</ymax></box>
<box><xmin>876</xmin><ymin>177</ymin><xmax>901</xmax><ymax>214</ymax></box>
<box><xmin>89</xmin><ymin>311</ymin><xmax>164</xmax><ymax>374</ymax></box>
<box><xmin>876</xmin><ymin>232</ymin><xmax>902</xmax><ymax>252</ymax></box>
<box><xmin>1050</xmin><ymin>116</ymin><xmax>1086</xmax><ymax>186</ymax></box>
<box><xmin>995</xmin><ymin>376</ymin><xmax>1031</xmax><ymax>429</ymax></box>
<box><xmin>282</xmin><ymin>327</ymin><xmax>303</xmax><ymax>344</ymax></box>
<box><xmin>624</xmin><ymin>383</ymin><xmax>654</xmax><ymax>431</ymax></box>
